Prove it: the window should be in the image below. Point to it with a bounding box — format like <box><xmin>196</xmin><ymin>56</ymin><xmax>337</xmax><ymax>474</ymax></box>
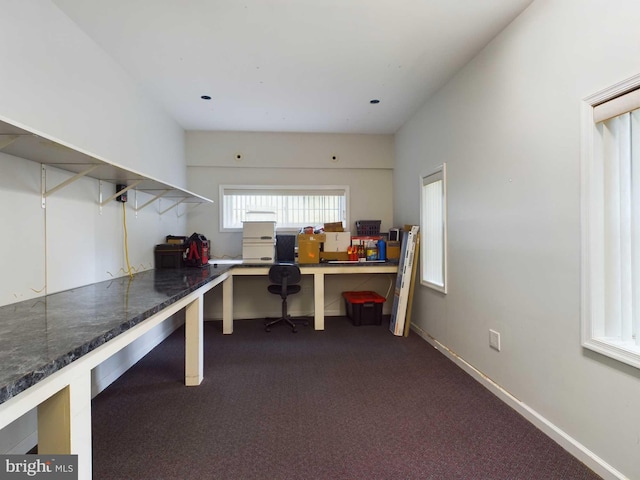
<box><xmin>420</xmin><ymin>164</ymin><xmax>447</xmax><ymax>293</ymax></box>
<box><xmin>220</xmin><ymin>185</ymin><xmax>348</xmax><ymax>231</ymax></box>
<box><xmin>582</xmin><ymin>75</ymin><xmax>640</xmax><ymax>369</ymax></box>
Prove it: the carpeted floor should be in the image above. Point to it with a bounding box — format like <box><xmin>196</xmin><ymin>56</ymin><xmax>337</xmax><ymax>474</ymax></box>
<box><xmin>91</xmin><ymin>317</ymin><xmax>601</xmax><ymax>480</ymax></box>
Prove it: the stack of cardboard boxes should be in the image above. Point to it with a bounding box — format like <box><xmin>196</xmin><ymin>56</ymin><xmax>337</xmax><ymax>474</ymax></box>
<box><xmin>297</xmin><ymin>222</ymin><xmax>400</xmax><ymax>264</ymax></box>
<box><xmin>298</xmin><ymin>232</ymin><xmax>326</xmax><ymax>264</ymax></box>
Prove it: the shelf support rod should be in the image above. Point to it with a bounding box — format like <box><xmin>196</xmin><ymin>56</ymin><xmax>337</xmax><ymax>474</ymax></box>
<box><xmin>99</xmin><ymin>180</ymin><xmax>142</xmax><ymax>206</ymax></box>
<box><xmin>159</xmin><ymin>197</ymin><xmax>188</xmax><ymax>215</ymax></box>
<box><xmin>177</xmin><ymin>202</ymin><xmax>204</xmax><ymax>218</ymax></box>
<box><xmin>0</xmin><ymin>135</ymin><xmax>20</xmax><ymax>150</ymax></box>
<box><xmin>43</xmin><ymin>165</ymin><xmax>100</xmax><ymax>198</ymax></box>
<box><xmin>134</xmin><ymin>189</ymin><xmax>172</xmax><ymax>212</ymax></box>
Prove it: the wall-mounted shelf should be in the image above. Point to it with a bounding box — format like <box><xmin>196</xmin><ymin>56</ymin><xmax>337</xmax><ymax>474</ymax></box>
<box><xmin>0</xmin><ymin>118</ymin><xmax>213</xmax><ymax>210</ymax></box>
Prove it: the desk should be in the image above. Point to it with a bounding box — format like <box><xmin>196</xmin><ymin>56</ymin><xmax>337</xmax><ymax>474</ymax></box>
<box><xmin>222</xmin><ymin>262</ymin><xmax>399</xmax><ymax>334</ymax></box>
<box><xmin>0</xmin><ymin>266</ymin><xmax>233</xmax><ymax>479</ymax></box>
<box><xmin>0</xmin><ymin>261</ymin><xmax>397</xmax><ymax>477</ymax></box>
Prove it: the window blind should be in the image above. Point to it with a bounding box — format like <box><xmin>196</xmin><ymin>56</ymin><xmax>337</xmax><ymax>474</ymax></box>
<box><xmin>593</xmin><ymin>88</ymin><xmax>640</xmax><ymax>123</ymax></box>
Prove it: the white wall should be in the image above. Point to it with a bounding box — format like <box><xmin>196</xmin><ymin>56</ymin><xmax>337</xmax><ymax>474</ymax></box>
<box><xmin>186</xmin><ymin>131</ymin><xmax>396</xmax><ymax>319</ymax></box>
<box><xmin>0</xmin><ymin>1</ymin><xmax>190</xmax><ymax>454</ymax></box>
<box><xmin>0</xmin><ymin>0</ymin><xmax>190</xmax><ymax>296</ymax></box>
<box><xmin>394</xmin><ymin>1</ymin><xmax>640</xmax><ymax>479</ymax></box>
<box><xmin>0</xmin><ymin>150</ymin><xmax>188</xmax><ymax>454</ymax></box>
<box><xmin>0</xmin><ymin>0</ymin><xmax>186</xmax><ymax>187</ymax></box>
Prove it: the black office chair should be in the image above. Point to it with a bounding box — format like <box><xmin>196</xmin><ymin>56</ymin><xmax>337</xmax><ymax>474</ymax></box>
<box><xmin>265</xmin><ymin>263</ymin><xmax>309</xmax><ymax>333</ymax></box>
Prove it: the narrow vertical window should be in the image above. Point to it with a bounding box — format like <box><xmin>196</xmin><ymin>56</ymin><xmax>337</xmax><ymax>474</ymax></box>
<box><xmin>420</xmin><ymin>164</ymin><xmax>447</xmax><ymax>293</ymax></box>
<box><xmin>582</xmin><ymin>77</ymin><xmax>640</xmax><ymax>369</ymax></box>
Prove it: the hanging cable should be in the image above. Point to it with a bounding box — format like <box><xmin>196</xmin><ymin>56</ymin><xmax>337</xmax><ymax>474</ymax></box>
<box><xmin>122</xmin><ymin>202</ymin><xmax>133</xmax><ymax>278</ymax></box>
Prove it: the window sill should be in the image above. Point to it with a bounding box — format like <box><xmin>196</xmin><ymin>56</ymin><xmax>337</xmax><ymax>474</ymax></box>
<box><xmin>582</xmin><ymin>337</ymin><xmax>640</xmax><ymax>369</ymax></box>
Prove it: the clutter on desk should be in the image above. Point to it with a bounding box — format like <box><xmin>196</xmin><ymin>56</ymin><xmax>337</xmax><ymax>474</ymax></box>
<box><xmin>321</xmin><ymin>231</ymin><xmax>351</xmax><ymax>261</ymax></box>
<box><xmin>275</xmin><ymin>234</ymin><xmax>296</xmax><ymax>262</ymax></box>
<box><xmin>298</xmin><ymin>232</ymin><xmax>326</xmax><ymax>264</ymax></box>
<box><xmin>184</xmin><ymin>233</ymin><xmax>210</xmax><ymax>267</ymax></box>
<box><xmin>154</xmin><ymin>243</ymin><xmax>187</xmax><ymax>269</ymax></box>
<box><xmin>166</xmin><ymin>235</ymin><xmax>188</xmax><ymax>245</ymax></box>
<box><xmin>324</xmin><ymin>221</ymin><xmax>344</xmax><ymax>232</ymax></box>
<box><xmin>388</xmin><ymin>228</ymin><xmax>400</xmax><ymax>242</ymax></box>
<box><xmin>242</xmin><ymin>221</ymin><xmax>276</xmax><ymax>263</ymax></box>
<box><xmin>355</xmin><ymin>220</ymin><xmax>381</xmax><ymax>236</ymax></box>
<box><xmin>386</xmin><ymin>240</ymin><xmax>400</xmax><ymax>260</ymax></box>
<box><xmin>293</xmin><ymin>220</ymin><xmax>397</xmax><ymax>264</ymax></box>
<box><xmin>154</xmin><ymin>232</ymin><xmax>209</xmax><ymax>268</ymax></box>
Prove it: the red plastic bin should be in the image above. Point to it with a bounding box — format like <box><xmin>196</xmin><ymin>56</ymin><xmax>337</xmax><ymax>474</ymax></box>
<box><xmin>342</xmin><ymin>291</ymin><xmax>386</xmax><ymax>326</ymax></box>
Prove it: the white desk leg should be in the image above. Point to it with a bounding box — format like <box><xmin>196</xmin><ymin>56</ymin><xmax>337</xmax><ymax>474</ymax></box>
<box><xmin>314</xmin><ymin>272</ymin><xmax>325</xmax><ymax>330</ymax></box>
<box><xmin>222</xmin><ymin>275</ymin><xmax>234</xmax><ymax>334</ymax></box>
<box><xmin>37</xmin><ymin>370</ymin><xmax>92</xmax><ymax>479</ymax></box>
<box><xmin>185</xmin><ymin>294</ymin><xmax>203</xmax><ymax>386</ymax></box>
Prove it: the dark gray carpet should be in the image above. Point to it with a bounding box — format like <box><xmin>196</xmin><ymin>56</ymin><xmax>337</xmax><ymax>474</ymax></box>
<box><xmin>91</xmin><ymin>317</ymin><xmax>601</xmax><ymax>480</ymax></box>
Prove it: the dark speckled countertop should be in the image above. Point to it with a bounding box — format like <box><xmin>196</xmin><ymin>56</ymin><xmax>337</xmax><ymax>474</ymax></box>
<box><xmin>0</xmin><ymin>260</ymin><xmax>398</xmax><ymax>406</ymax></box>
<box><xmin>0</xmin><ymin>265</ymin><xmax>233</xmax><ymax>405</ymax></box>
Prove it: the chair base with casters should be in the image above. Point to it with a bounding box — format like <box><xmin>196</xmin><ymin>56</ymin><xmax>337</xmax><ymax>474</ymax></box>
<box><xmin>264</xmin><ymin>292</ymin><xmax>309</xmax><ymax>332</ymax></box>
<box><xmin>265</xmin><ymin>263</ymin><xmax>309</xmax><ymax>333</ymax></box>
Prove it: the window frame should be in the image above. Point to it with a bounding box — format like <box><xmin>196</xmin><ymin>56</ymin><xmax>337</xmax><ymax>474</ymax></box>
<box><xmin>420</xmin><ymin>163</ymin><xmax>448</xmax><ymax>294</ymax></box>
<box><xmin>219</xmin><ymin>184</ymin><xmax>350</xmax><ymax>233</ymax></box>
<box><xmin>581</xmin><ymin>73</ymin><xmax>640</xmax><ymax>369</ymax></box>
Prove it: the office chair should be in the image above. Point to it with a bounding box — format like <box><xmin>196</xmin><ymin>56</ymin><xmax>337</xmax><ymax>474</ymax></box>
<box><xmin>265</xmin><ymin>263</ymin><xmax>309</xmax><ymax>333</ymax></box>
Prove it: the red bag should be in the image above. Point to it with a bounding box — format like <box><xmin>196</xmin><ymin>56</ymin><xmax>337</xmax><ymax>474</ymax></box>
<box><xmin>184</xmin><ymin>233</ymin><xmax>209</xmax><ymax>267</ymax></box>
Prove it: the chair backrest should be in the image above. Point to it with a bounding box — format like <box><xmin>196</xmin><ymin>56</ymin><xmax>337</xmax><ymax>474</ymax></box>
<box><xmin>268</xmin><ymin>263</ymin><xmax>301</xmax><ymax>285</ymax></box>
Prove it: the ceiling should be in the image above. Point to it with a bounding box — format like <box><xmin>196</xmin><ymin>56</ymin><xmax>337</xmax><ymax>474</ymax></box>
<box><xmin>52</xmin><ymin>0</ymin><xmax>532</xmax><ymax>135</ymax></box>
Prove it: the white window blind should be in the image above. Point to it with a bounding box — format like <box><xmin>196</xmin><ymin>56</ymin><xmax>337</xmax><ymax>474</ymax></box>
<box><xmin>593</xmin><ymin>88</ymin><xmax>640</xmax><ymax>123</ymax></box>
<box><xmin>420</xmin><ymin>164</ymin><xmax>447</xmax><ymax>293</ymax></box>
<box><xmin>582</xmin><ymin>79</ymin><xmax>640</xmax><ymax>369</ymax></box>
<box><xmin>220</xmin><ymin>185</ymin><xmax>348</xmax><ymax>231</ymax></box>
<box><xmin>599</xmin><ymin>111</ymin><xmax>640</xmax><ymax>344</ymax></box>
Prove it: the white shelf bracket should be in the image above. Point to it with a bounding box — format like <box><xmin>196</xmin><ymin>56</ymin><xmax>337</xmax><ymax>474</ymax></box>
<box><xmin>159</xmin><ymin>197</ymin><xmax>188</xmax><ymax>215</ymax></box>
<box><xmin>134</xmin><ymin>189</ymin><xmax>172</xmax><ymax>212</ymax></box>
<box><xmin>41</xmin><ymin>165</ymin><xmax>46</xmax><ymax>209</ymax></box>
<box><xmin>177</xmin><ymin>202</ymin><xmax>204</xmax><ymax>218</ymax></box>
<box><xmin>43</xmin><ymin>165</ymin><xmax>99</xmax><ymax>199</ymax></box>
<box><xmin>0</xmin><ymin>135</ymin><xmax>20</xmax><ymax>150</ymax></box>
<box><xmin>99</xmin><ymin>180</ymin><xmax>142</xmax><ymax>207</ymax></box>
<box><xmin>99</xmin><ymin>181</ymin><xmax>103</xmax><ymax>215</ymax></box>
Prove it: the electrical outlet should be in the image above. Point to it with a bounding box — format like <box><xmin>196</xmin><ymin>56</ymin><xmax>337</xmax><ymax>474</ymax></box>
<box><xmin>116</xmin><ymin>184</ymin><xmax>128</xmax><ymax>203</ymax></box>
<box><xmin>489</xmin><ymin>329</ymin><xmax>501</xmax><ymax>351</ymax></box>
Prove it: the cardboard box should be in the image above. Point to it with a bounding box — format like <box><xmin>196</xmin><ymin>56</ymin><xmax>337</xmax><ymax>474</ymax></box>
<box><xmin>297</xmin><ymin>233</ymin><xmax>326</xmax><ymax>243</ymax></box>
<box><xmin>324</xmin><ymin>232</ymin><xmax>351</xmax><ymax>252</ymax></box>
<box><xmin>387</xmin><ymin>241</ymin><xmax>401</xmax><ymax>260</ymax></box>
<box><xmin>320</xmin><ymin>251</ymin><xmax>349</xmax><ymax>261</ymax></box>
<box><xmin>298</xmin><ymin>240</ymin><xmax>321</xmax><ymax>264</ymax></box>
<box><xmin>324</xmin><ymin>222</ymin><xmax>344</xmax><ymax>232</ymax></box>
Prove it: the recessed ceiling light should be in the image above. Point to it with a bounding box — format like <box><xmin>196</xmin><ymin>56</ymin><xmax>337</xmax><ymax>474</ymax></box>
<box><xmin>370</xmin><ymin>99</ymin><xmax>380</xmax><ymax>104</ymax></box>
<box><xmin>201</xmin><ymin>95</ymin><xmax>212</xmax><ymax>100</ymax></box>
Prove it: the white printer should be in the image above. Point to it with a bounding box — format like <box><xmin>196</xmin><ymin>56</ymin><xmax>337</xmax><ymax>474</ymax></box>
<box><xmin>242</xmin><ymin>221</ymin><xmax>276</xmax><ymax>263</ymax></box>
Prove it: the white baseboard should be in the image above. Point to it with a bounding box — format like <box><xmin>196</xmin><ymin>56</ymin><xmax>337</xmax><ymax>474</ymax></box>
<box><xmin>410</xmin><ymin>324</ymin><xmax>628</xmax><ymax>480</ymax></box>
